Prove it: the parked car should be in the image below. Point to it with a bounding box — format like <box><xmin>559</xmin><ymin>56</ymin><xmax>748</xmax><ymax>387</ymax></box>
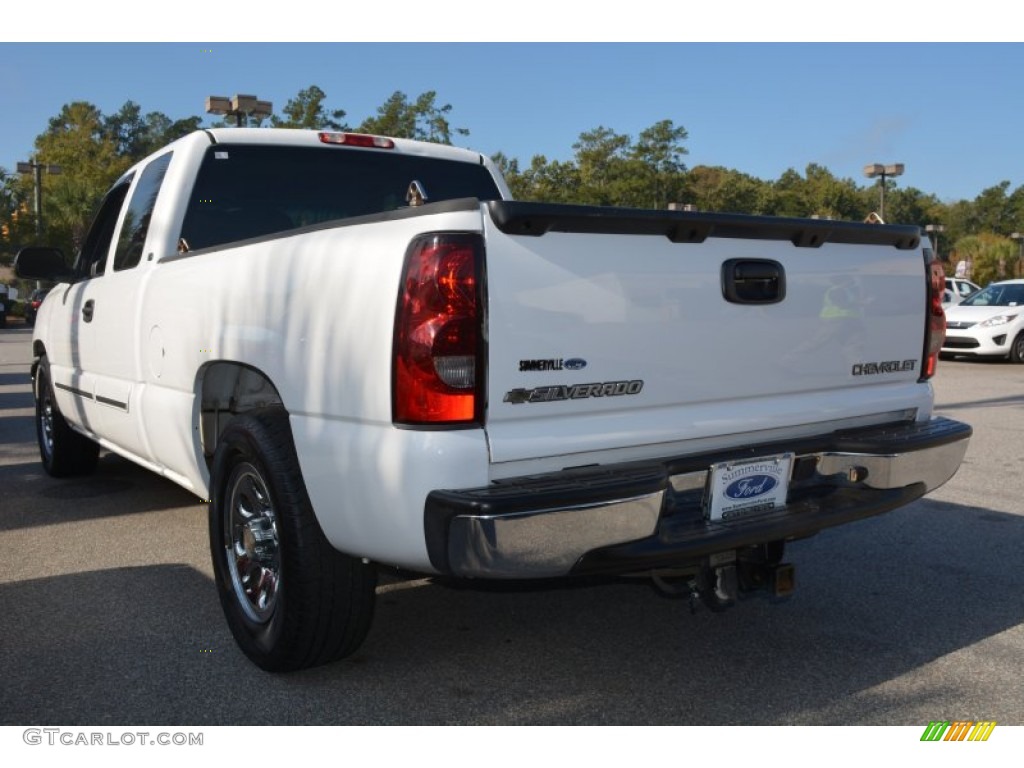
<box><xmin>23</xmin><ymin>288</ymin><xmax>51</xmax><ymax>327</ymax></box>
<box><xmin>942</xmin><ymin>279</ymin><xmax>1024</xmax><ymax>362</ymax></box>
<box><xmin>0</xmin><ymin>285</ymin><xmax>14</xmax><ymax>327</ymax></box>
<box><xmin>942</xmin><ymin>277</ymin><xmax>981</xmax><ymax>308</ymax></box>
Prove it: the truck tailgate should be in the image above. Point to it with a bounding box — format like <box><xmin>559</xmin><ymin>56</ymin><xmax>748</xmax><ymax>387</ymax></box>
<box><xmin>482</xmin><ymin>202</ymin><xmax>928</xmax><ymax>467</ymax></box>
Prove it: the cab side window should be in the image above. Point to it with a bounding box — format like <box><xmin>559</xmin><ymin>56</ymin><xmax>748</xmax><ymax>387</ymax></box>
<box><xmin>76</xmin><ymin>179</ymin><xmax>133</xmax><ymax>277</ymax></box>
<box><xmin>113</xmin><ymin>152</ymin><xmax>173</xmax><ymax>271</ymax></box>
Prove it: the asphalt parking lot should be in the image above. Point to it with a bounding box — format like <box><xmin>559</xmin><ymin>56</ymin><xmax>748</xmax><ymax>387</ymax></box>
<box><xmin>1</xmin><ymin>324</ymin><xmax>1022</xmax><ymax>726</ymax></box>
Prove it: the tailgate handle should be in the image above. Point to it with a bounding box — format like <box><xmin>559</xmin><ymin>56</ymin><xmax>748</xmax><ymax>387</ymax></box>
<box><xmin>82</xmin><ymin>299</ymin><xmax>95</xmax><ymax>323</ymax></box>
<box><xmin>722</xmin><ymin>259</ymin><xmax>785</xmax><ymax>304</ymax></box>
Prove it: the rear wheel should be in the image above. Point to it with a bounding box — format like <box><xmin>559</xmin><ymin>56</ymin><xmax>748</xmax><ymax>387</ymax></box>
<box><xmin>35</xmin><ymin>356</ymin><xmax>100</xmax><ymax>477</ymax></box>
<box><xmin>209</xmin><ymin>408</ymin><xmax>377</xmax><ymax>672</ymax></box>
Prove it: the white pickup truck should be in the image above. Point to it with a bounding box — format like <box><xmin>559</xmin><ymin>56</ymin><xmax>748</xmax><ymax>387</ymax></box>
<box><xmin>17</xmin><ymin>128</ymin><xmax>971</xmax><ymax>671</ymax></box>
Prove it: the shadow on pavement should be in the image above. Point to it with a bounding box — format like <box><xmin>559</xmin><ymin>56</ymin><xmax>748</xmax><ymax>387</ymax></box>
<box><xmin>0</xmin><ymin>453</ymin><xmax>201</xmax><ymax>532</ymax></box>
<box><xmin>0</xmin><ymin>498</ymin><xmax>1021</xmax><ymax>725</ymax></box>
<box><xmin>938</xmin><ymin>394</ymin><xmax>1024</xmax><ymax>411</ymax></box>
<box><xmin>0</xmin><ymin>371</ymin><xmax>33</xmax><ymax>389</ymax></box>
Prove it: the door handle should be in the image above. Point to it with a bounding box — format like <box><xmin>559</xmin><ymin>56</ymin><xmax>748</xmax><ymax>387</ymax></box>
<box><xmin>82</xmin><ymin>299</ymin><xmax>95</xmax><ymax>323</ymax></box>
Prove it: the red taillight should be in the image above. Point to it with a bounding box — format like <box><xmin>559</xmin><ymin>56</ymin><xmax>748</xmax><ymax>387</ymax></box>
<box><xmin>393</xmin><ymin>234</ymin><xmax>485</xmax><ymax>426</ymax></box>
<box><xmin>318</xmin><ymin>131</ymin><xmax>395</xmax><ymax>149</ymax></box>
<box><xmin>921</xmin><ymin>257</ymin><xmax>946</xmax><ymax>380</ymax></box>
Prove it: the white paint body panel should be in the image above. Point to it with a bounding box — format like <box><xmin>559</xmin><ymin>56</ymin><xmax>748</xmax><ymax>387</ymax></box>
<box><xmin>30</xmin><ymin>128</ymin><xmax>937</xmax><ymax>574</ymax></box>
<box><xmin>482</xmin><ymin>219</ymin><xmax>932</xmax><ymax>467</ymax></box>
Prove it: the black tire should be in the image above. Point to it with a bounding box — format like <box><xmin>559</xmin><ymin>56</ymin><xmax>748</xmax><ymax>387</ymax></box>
<box><xmin>1009</xmin><ymin>333</ymin><xmax>1024</xmax><ymax>364</ymax></box>
<box><xmin>35</xmin><ymin>356</ymin><xmax>100</xmax><ymax>477</ymax></box>
<box><xmin>209</xmin><ymin>408</ymin><xmax>377</xmax><ymax>672</ymax></box>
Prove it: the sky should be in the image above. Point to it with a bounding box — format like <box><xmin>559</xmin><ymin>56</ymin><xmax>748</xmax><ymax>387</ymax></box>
<box><xmin>1</xmin><ymin>15</ymin><xmax>1021</xmax><ymax>205</ymax></box>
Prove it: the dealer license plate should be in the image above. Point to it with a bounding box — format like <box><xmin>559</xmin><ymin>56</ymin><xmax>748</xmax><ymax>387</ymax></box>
<box><xmin>706</xmin><ymin>453</ymin><xmax>794</xmax><ymax>522</ymax></box>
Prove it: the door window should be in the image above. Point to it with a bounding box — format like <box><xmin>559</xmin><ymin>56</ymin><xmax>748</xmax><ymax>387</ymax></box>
<box><xmin>113</xmin><ymin>152</ymin><xmax>173</xmax><ymax>271</ymax></box>
<box><xmin>76</xmin><ymin>179</ymin><xmax>133</xmax><ymax>277</ymax></box>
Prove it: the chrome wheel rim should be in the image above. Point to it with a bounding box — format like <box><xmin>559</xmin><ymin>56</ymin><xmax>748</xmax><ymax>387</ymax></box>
<box><xmin>225</xmin><ymin>462</ymin><xmax>281</xmax><ymax>624</ymax></box>
<box><xmin>39</xmin><ymin>382</ymin><xmax>55</xmax><ymax>460</ymax></box>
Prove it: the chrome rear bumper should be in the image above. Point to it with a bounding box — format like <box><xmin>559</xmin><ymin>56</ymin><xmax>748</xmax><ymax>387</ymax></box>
<box><xmin>424</xmin><ymin>417</ymin><xmax>971</xmax><ymax>579</ymax></box>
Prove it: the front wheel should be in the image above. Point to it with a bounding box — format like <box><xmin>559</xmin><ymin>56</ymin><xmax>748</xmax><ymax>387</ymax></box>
<box><xmin>209</xmin><ymin>408</ymin><xmax>377</xmax><ymax>672</ymax></box>
<box><xmin>1009</xmin><ymin>332</ymin><xmax>1024</xmax><ymax>364</ymax></box>
<box><xmin>35</xmin><ymin>356</ymin><xmax>100</xmax><ymax>477</ymax></box>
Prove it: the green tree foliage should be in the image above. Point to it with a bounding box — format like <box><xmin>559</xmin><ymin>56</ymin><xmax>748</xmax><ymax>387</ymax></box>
<box><xmin>571</xmin><ymin>126</ymin><xmax>633</xmax><ymax>205</ymax></box>
<box><xmin>359</xmin><ymin>91</ymin><xmax>468</xmax><ymax>145</ymax></box>
<box><xmin>103</xmin><ymin>101</ymin><xmax>148</xmax><ymax>157</ymax></box>
<box><xmin>490</xmin><ymin>152</ymin><xmax>528</xmax><ymax>198</ymax></box>
<box><xmin>16</xmin><ymin>100</ymin><xmax>202</xmax><ymax>257</ymax></box>
<box><xmin>971</xmin><ymin>181</ymin><xmax>1016</xmax><ymax>234</ymax></box>
<box><xmin>943</xmin><ymin>182</ymin><xmax>1024</xmax><ymax>244</ymax></box>
<box><xmin>271</xmin><ymin>85</ymin><xmax>347</xmax><ymax>130</ymax></box>
<box><xmin>504</xmin><ymin>120</ymin><xmax>689</xmax><ymax>208</ymax></box>
<box><xmin>802</xmin><ymin>164</ymin><xmax>865</xmax><ymax>220</ymax></box>
<box><xmin>684</xmin><ymin>166</ymin><xmax>765</xmax><ymax>214</ymax></box>
<box><xmin>884</xmin><ymin>186</ymin><xmax>945</xmax><ymax>231</ymax></box>
<box><xmin>38</xmin><ymin>102</ymin><xmax>127</xmax><ymax>179</ymax></box>
<box><xmin>0</xmin><ymin>169</ymin><xmax>27</xmax><ymax>230</ymax></box>
<box><xmin>941</xmin><ymin>199</ymin><xmax>975</xmax><ymax>250</ymax></box>
<box><xmin>0</xmin><ymin>169</ymin><xmax>33</xmax><ymax>263</ymax></box>
<box><xmin>630</xmin><ymin>120</ymin><xmax>688</xmax><ymax>209</ymax></box>
<box><xmin>489</xmin><ymin>151</ymin><xmax>518</xmax><ymax>179</ymax></box>
<box><xmin>45</xmin><ymin>176</ymin><xmax>102</xmax><ymax>257</ymax></box>
<box><xmin>953</xmin><ymin>233</ymin><xmax>1019</xmax><ymax>286</ymax></box>
<box><xmin>104</xmin><ymin>100</ymin><xmax>203</xmax><ymax>161</ymax></box>
<box><xmin>32</xmin><ymin>102</ymin><xmax>130</xmax><ymax>256</ymax></box>
<box><xmin>759</xmin><ymin>165</ymin><xmax>865</xmax><ymax>219</ymax></box>
<box><xmin>1009</xmin><ymin>185</ymin><xmax>1024</xmax><ymax>232</ymax></box>
<box><xmin>516</xmin><ymin>155</ymin><xmax>582</xmax><ymax>203</ymax></box>
<box><xmin>569</xmin><ymin>121</ymin><xmax>689</xmax><ymax>208</ymax></box>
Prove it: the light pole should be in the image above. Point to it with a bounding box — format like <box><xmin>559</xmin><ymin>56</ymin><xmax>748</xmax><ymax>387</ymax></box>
<box><xmin>863</xmin><ymin>163</ymin><xmax>904</xmax><ymax>222</ymax></box>
<box><xmin>206</xmin><ymin>94</ymin><xmax>273</xmax><ymax>127</ymax></box>
<box><xmin>925</xmin><ymin>224</ymin><xmax>945</xmax><ymax>260</ymax></box>
<box><xmin>16</xmin><ymin>158</ymin><xmax>61</xmax><ymax>239</ymax></box>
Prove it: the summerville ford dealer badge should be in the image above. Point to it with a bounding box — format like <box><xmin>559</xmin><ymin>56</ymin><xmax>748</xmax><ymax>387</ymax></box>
<box><xmin>706</xmin><ymin>453</ymin><xmax>794</xmax><ymax>522</ymax></box>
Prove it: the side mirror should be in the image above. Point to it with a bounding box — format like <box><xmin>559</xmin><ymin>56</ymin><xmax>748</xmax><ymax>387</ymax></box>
<box><xmin>14</xmin><ymin>247</ymin><xmax>75</xmax><ymax>282</ymax></box>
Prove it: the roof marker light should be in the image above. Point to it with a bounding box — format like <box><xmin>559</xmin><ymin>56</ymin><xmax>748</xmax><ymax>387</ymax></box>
<box><xmin>318</xmin><ymin>132</ymin><xmax>395</xmax><ymax>149</ymax></box>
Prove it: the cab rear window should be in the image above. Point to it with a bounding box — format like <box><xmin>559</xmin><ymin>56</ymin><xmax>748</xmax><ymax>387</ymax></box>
<box><xmin>179</xmin><ymin>144</ymin><xmax>501</xmax><ymax>251</ymax></box>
